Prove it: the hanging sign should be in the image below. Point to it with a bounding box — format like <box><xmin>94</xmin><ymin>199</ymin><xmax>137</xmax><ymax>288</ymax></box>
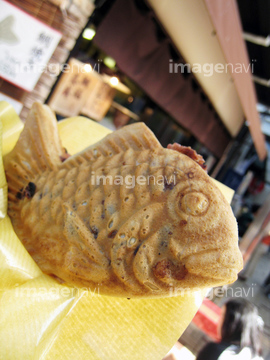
<box><xmin>49</xmin><ymin>58</ymin><xmax>116</xmax><ymax>120</ymax></box>
<box><xmin>0</xmin><ymin>0</ymin><xmax>62</xmax><ymax>92</ymax></box>
<box><xmin>81</xmin><ymin>79</ymin><xmax>116</xmax><ymax>121</ymax></box>
<box><xmin>48</xmin><ymin>58</ymin><xmax>102</xmax><ymax>117</ymax></box>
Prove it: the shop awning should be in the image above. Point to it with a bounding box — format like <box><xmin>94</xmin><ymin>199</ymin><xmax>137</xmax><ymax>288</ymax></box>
<box><xmin>147</xmin><ymin>0</ymin><xmax>267</xmax><ymax>160</ymax></box>
<box><xmin>94</xmin><ymin>0</ymin><xmax>267</xmax><ymax>159</ymax></box>
<box><xmin>204</xmin><ymin>0</ymin><xmax>267</xmax><ymax>161</ymax></box>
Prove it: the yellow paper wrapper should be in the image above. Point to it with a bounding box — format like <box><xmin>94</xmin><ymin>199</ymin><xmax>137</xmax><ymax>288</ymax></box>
<box><xmin>0</xmin><ymin>102</ymin><xmax>233</xmax><ymax>360</ymax></box>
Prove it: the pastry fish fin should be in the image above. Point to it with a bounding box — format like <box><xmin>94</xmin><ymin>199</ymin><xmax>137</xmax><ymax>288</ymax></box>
<box><xmin>77</xmin><ymin>122</ymin><xmax>162</xmax><ymax>162</ymax></box>
<box><xmin>4</xmin><ymin>102</ymin><xmax>66</xmax><ymax>198</ymax></box>
<box><xmin>63</xmin><ymin>203</ymin><xmax>110</xmax><ymax>282</ymax></box>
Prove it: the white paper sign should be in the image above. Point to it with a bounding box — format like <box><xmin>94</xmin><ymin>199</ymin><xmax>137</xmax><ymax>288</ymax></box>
<box><xmin>0</xmin><ymin>0</ymin><xmax>62</xmax><ymax>91</ymax></box>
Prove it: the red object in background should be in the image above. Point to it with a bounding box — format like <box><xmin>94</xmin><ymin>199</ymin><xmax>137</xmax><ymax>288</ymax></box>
<box><xmin>192</xmin><ymin>298</ymin><xmax>221</xmax><ymax>341</ymax></box>
<box><xmin>262</xmin><ymin>235</ymin><xmax>270</xmax><ymax>246</ymax></box>
<box><xmin>248</xmin><ymin>177</ymin><xmax>265</xmax><ymax>195</ymax></box>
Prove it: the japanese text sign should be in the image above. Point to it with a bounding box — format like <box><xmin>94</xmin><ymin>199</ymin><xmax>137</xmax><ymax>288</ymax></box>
<box><xmin>0</xmin><ymin>0</ymin><xmax>62</xmax><ymax>91</ymax></box>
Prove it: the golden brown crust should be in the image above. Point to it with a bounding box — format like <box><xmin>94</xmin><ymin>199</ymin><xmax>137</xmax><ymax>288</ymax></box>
<box><xmin>4</xmin><ymin>103</ymin><xmax>243</xmax><ymax>298</ymax></box>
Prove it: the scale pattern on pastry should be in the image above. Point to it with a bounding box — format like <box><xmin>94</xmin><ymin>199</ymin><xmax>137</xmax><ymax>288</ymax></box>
<box><xmin>4</xmin><ymin>102</ymin><xmax>243</xmax><ymax>297</ymax></box>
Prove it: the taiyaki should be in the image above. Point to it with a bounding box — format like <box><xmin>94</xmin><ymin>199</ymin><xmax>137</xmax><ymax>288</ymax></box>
<box><xmin>3</xmin><ymin>102</ymin><xmax>243</xmax><ymax>298</ymax></box>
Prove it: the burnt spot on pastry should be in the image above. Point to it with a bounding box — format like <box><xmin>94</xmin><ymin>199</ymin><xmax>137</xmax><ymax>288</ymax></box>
<box><xmin>174</xmin><ymin>265</ymin><xmax>188</xmax><ymax>280</ymax></box>
<box><xmin>90</xmin><ymin>225</ymin><xmax>99</xmax><ymax>239</ymax></box>
<box><xmin>16</xmin><ymin>188</ymin><xmax>25</xmax><ymax>200</ymax></box>
<box><xmin>163</xmin><ymin>179</ymin><xmax>175</xmax><ymax>191</ymax></box>
<box><xmin>133</xmin><ymin>243</ymin><xmax>141</xmax><ymax>256</ymax></box>
<box><xmin>167</xmin><ymin>143</ymin><xmax>207</xmax><ymax>171</ymax></box>
<box><xmin>18</xmin><ymin>182</ymin><xmax>36</xmax><ymax>199</ymax></box>
<box><xmin>25</xmin><ymin>182</ymin><xmax>36</xmax><ymax>198</ymax></box>
<box><xmin>153</xmin><ymin>259</ymin><xmax>188</xmax><ymax>281</ymax></box>
<box><xmin>180</xmin><ymin>220</ymin><xmax>187</xmax><ymax>226</ymax></box>
<box><xmin>108</xmin><ymin>229</ymin><xmax>118</xmax><ymax>239</ymax></box>
<box><xmin>153</xmin><ymin>259</ymin><xmax>171</xmax><ymax>279</ymax></box>
<box><xmin>16</xmin><ymin>190</ymin><xmax>23</xmax><ymax>200</ymax></box>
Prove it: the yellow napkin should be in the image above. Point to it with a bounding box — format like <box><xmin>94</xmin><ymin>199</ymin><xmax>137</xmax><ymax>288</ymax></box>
<box><xmin>0</xmin><ymin>102</ymin><xmax>232</xmax><ymax>360</ymax></box>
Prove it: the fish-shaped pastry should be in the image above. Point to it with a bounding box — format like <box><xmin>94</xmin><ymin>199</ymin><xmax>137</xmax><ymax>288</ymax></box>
<box><xmin>4</xmin><ymin>102</ymin><xmax>243</xmax><ymax>298</ymax></box>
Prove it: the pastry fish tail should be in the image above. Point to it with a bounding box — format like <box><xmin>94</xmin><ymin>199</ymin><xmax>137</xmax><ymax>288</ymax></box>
<box><xmin>4</xmin><ymin>102</ymin><xmax>66</xmax><ymax>204</ymax></box>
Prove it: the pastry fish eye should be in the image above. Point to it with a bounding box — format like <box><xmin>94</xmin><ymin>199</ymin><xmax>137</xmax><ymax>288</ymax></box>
<box><xmin>180</xmin><ymin>191</ymin><xmax>209</xmax><ymax>216</ymax></box>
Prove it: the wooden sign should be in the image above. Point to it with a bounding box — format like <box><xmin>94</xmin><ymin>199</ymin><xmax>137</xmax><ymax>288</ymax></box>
<box><xmin>48</xmin><ymin>58</ymin><xmax>100</xmax><ymax>117</ymax></box>
<box><xmin>81</xmin><ymin>78</ymin><xmax>116</xmax><ymax>121</ymax></box>
<box><xmin>49</xmin><ymin>58</ymin><xmax>116</xmax><ymax>120</ymax></box>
